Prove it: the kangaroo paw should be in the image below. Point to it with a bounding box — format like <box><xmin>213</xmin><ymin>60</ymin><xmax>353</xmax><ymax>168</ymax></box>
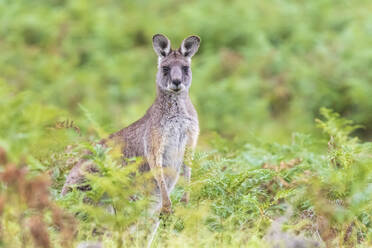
<box><xmin>180</xmin><ymin>192</ymin><xmax>189</xmax><ymax>203</ymax></box>
<box><xmin>160</xmin><ymin>201</ymin><xmax>172</xmax><ymax>215</ymax></box>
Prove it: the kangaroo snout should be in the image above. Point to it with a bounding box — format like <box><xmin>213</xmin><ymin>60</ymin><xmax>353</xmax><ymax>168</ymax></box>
<box><xmin>169</xmin><ymin>80</ymin><xmax>183</xmax><ymax>92</ymax></box>
<box><xmin>169</xmin><ymin>67</ymin><xmax>183</xmax><ymax>91</ymax></box>
<box><xmin>169</xmin><ymin>76</ymin><xmax>184</xmax><ymax>92</ymax></box>
<box><xmin>172</xmin><ymin>79</ymin><xmax>181</xmax><ymax>86</ymax></box>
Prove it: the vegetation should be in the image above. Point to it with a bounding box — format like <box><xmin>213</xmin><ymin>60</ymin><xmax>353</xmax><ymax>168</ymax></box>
<box><xmin>0</xmin><ymin>0</ymin><xmax>371</xmax><ymax>247</ymax></box>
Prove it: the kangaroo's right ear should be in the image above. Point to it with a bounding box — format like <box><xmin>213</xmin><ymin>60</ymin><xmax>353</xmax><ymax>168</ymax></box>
<box><xmin>152</xmin><ymin>34</ymin><xmax>171</xmax><ymax>58</ymax></box>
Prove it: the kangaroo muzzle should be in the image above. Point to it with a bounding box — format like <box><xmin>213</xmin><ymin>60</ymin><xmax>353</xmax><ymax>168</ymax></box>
<box><xmin>169</xmin><ymin>67</ymin><xmax>183</xmax><ymax>92</ymax></box>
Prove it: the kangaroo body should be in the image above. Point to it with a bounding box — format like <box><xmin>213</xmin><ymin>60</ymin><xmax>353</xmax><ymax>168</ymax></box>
<box><xmin>62</xmin><ymin>34</ymin><xmax>200</xmax><ymax>214</ymax></box>
<box><xmin>108</xmin><ymin>88</ymin><xmax>199</xmax><ymax>195</ymax></box>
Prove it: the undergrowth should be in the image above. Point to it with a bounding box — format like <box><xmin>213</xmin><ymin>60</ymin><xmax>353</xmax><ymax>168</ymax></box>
<box><xmin>1</xmin><ymin>82</ymin><xmax>371</xmax><ymax>247</ymax></box>
<box><xmin>0</xmin><ymin>0</ymin><xmax>371</xmax><ymax>246</ymax></box>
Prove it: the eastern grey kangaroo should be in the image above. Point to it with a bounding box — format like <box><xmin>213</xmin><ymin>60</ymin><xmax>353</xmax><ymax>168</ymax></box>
<box><xmin>61</xmin><ymin>34</ymin><xmax>200</xmax><ymax>215</ymax></box>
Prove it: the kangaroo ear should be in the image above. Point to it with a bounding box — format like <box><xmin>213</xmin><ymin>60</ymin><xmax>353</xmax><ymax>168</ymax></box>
<box><xmin>180</xmin><ymin>35</ymin><xmax>200</xmax><ymax>58</ymax></box>
<box><xmin>152</xmin><ymin>34</ymin><xmax>171</xmax><ymax>58</ymax></box>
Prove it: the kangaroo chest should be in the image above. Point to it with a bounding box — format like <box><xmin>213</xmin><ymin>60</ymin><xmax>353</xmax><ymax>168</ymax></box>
<box><xmin>160</xmin><ymin>115</ymin><xmax>195</xmax><ymax>170</ymax></box>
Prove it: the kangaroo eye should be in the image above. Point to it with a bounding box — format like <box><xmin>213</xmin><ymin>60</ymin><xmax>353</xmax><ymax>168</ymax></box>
<box><xmin>182</xmin><ymin>66</ymin><xmax>189</xmax><ymax>74</ymax></box>
<box><xmin>162</xmin><ymin>66</ymin><xmax>170</xmax><ymax>74</ymax></box>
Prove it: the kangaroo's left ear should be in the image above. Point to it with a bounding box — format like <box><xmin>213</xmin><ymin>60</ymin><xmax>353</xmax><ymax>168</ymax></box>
<box><xmin>180</xmin><ymin>35</ymin><xmax>201</xmax><ymax>58</ymax></box>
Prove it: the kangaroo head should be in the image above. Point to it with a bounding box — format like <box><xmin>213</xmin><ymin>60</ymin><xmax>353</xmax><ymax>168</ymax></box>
<box><xmin>152</xmin><ymin>34</ymin><xmax>200</xmax><ymax>94</ymax></box>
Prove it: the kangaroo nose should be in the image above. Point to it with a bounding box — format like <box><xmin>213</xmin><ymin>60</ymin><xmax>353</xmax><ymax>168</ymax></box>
<box><xmin>172</xmin><ymin>80</ymin><xmax>181</xmax><ymax>87</ymax></box>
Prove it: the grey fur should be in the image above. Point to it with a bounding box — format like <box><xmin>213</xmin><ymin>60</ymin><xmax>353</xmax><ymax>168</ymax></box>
<box><xmin>180</xmin><ymin>35</ymin><xmax>200</xmax><ymax>58</ymax></box>
<box><xmin>62</xmin><ymin>34</ymin><xmax>200</xmax><ymax>215</ymax></box>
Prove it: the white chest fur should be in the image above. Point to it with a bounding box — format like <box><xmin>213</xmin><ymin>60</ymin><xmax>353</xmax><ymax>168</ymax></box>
<box><xmin>161</xmin><ymin>116</ymin><xmax>193</xmax><ymax>168</ymax></box>
<box><xmin>160</xmin><ymin>115</ymin><xmax>196</xmax><ymax>190</ymax></box>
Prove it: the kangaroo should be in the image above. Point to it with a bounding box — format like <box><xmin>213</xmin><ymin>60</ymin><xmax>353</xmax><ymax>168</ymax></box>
<box><xmin>61</xmin><ymin>34</ymin><xmax>200</xmax><ymax>215</ymax></box>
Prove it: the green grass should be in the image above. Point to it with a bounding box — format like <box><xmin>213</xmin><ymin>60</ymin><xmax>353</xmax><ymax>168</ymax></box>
<box><xmin>1</xmin><ymin>0</ymin><xmax>372</xmax><ymax>247</ymax></box>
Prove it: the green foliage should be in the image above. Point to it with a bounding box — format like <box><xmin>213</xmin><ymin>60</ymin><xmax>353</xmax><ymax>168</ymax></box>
<box><xmin>151</xmin><ymin>109</ymin><xmax>372</xmax><ymax>247</ymax></box>
<box><xmin>1</xmin><ymin>0</ymin><xmax>372</xmax><ymax>247</ymax></box>
<box><xmin>1</xmin><ymin>0</ymin><xmax>372</xmax><ymax>142</ymax></box>
<box><xmin>1</xmin><ymin>85</ymin><xmax>372</xmax><ymax>246</ymax></box>
<box><xmin>57</xmin><ymin>144</ymin><xmax>153</xmax><ymax>247</ymax></box>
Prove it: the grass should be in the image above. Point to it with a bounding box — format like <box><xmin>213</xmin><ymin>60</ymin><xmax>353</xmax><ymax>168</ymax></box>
<box><xmin>1</xmin><ymin>0</ymin><xmax>372</xmax><ymax>247</ymax></box>
<box><xmin>1</xmin><ymin>102</ymin><xmax>371</xmax><ymax>247</ymax></box>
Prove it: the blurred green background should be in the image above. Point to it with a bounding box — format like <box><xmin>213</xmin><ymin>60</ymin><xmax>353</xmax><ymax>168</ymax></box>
<box><xmin>1</xmin><ymin>0</ymin><xmax>372</xmax><ymax>145</ymax></box>
<box><xmin>1</xmin><ymin>1</ymin><xmax>372</xmax><ymax>247</ymax></box>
